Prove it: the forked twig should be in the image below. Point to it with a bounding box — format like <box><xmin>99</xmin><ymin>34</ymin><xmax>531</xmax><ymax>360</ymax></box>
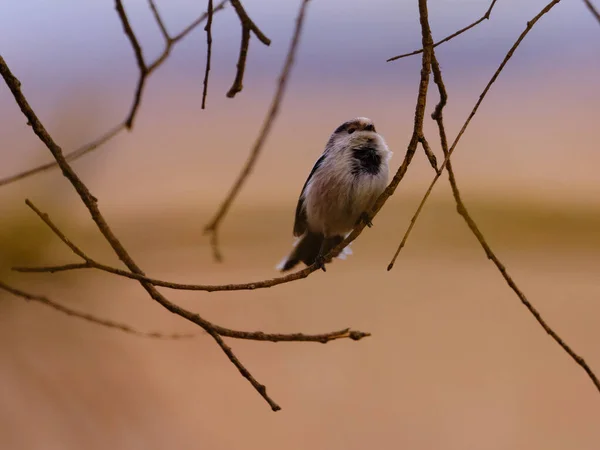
<box><xmin>0</xmin><ymin>1</ymin><xmax>227</xmax><ymax>188</ymax></box>
<box><xmin>388</xmin><ymin>0</ymin><xmax>564</xmax><ymax>270</ymax></box>
<box><xmin>226</xmin><ymin>0</ymin><xmax>272</xmax><ymax>98</ymax></box>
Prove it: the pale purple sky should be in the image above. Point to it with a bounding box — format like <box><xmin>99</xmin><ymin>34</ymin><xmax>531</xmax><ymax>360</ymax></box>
<box><xmin>1</xmin><ymin>0</ymin><xmax>598</xmax><ymax>91</ymax></box>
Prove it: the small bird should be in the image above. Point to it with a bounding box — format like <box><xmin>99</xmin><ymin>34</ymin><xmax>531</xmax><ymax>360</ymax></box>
<box><xmin>277</xmin><ymin>117</ymin><xmax>392</xmax><ymax>272</ymax></box>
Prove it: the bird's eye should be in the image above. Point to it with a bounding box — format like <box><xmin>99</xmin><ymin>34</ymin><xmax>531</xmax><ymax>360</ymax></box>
<box><xmin>364</xmin><ymin>124</ymin><xmax>375</xmax><ymax>132</ymax></box>
<box><xmin>347</xmin><ymin>128</ymin><xmax>356</xmax><ymax>134</ymax></box>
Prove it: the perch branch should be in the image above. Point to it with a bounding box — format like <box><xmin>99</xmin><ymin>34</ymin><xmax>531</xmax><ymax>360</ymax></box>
<box><xmin>0</xmin><ymin>54</ymin><xmax>369</xmax><ymax>412</ymax></box>
<box><xmin>226</xmin><ymin>0</ymin><xmax>272</xmax><ymax>98</ymax></box>
<box><xmin>204</xmin><ymin>0</ymin><xmax>310</xmax><ymax>260</ymax></box>
<box><xmin>387</xmin><ymin>0</ymin><xmax>498</xmax><ymax>62</ymax></box>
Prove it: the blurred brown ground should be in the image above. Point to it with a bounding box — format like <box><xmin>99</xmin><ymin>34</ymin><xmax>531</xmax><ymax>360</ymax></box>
<box><xmin>1</xmin><ymin>66</ymin><xmax>600</xmax><ymax>450</ymax></box>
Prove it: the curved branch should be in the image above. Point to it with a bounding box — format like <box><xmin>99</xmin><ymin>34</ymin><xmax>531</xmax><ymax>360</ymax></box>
<box><xmin>429</xmin><ymin>41</ymin><xmax>599</xmax><ymax>393</ymax></box>
<box><xmin>387</xmin><ymin>0</ymin><xmax>564</xmax><ymax>270</ymax></box>
<box><xmin>204</xmin><ymin>0</ymin><xmax>310</xmax><ymax>260</ymax></box>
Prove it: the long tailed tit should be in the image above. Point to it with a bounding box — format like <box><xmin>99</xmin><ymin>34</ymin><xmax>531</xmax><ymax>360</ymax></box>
<box><xmin>277</xmin><ymin>117</ymin><xmax>392</xmax><ymax>272</ymax></box>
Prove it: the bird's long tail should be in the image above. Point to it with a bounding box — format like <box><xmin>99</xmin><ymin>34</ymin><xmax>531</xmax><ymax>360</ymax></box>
<box><xmin>276</xmin><ymin>232</ymin><xmax>350</xmax><ymax>272</ymax></box>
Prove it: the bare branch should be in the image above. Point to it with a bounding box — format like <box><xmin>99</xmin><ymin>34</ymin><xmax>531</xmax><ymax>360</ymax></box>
<box><xmin>427</xmin><ymin>45</ymin><xmax>600</xmax><ymax>393</ymax></box>
<box><xmin>226</xmin><ymin>0</ymin><xmax>272</xmax><ymax>98</ymax></box>
<box><xmin>205</xmin><ymin>0</ymin><xmax>311</xmax><ymax>260</ymax></box>
<box><xmin>0</xmin><ymin>54</ymin><xmax>369</xmax><ymax>411</ymax></box>
<box><xmin>387</xmin><ymin>0</ymin><xmax>564</xmax><ymax>270</ymax></box>
<box><xmin>583</xmin><ymin>0</ymin><xmax>600</xmax><ymax>24</ymax></box>
<box><xmin>202</xmin><ymin>0</ymin><xmax>215</xmax><ymax>109</ymax></box>
<box><xmin>0</xmin><ymin>1</ymin><xmax>226</xmax><ymax>188</ymax></box>
<box><xmin>387</xmin><ymin>0</ymin><xmax>498</xmax><ymax>62</ymax></box>
<box><xmin>0</xmin><ymin>280</ymin><xmax>196</xmax><ymax>340</ymax></box>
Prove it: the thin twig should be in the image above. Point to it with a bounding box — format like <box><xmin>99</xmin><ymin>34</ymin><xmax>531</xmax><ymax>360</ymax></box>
<box><xmin>148</xmin><ymin>0</ymin><xmax>171</xmax><ymax>41</ymax></box>
<box><xmin>202</xmin><ymin>0</ymin><xmax>215</xmax><ymax>109</ymax></box>
<box><xmin>420</xmin><ymin>134</ymin><xmax>439</xmax><ymax>172</ymax></box>
<box><xmin>0</xmin><ymin>1</ymin><xmax>227</xmax><ymax>188</ymax></box>
<box><xmin>583</xmin><ymin>0</ymin><xmax>600</xmax><ymax>23</ymax></box>
<box><xmin>207</xmin><ymin>329</ymin><xmax>280</xmax><ymax>410</ymax></box>
<box><xmin>204</xmin><ymin>0</ymin><xmax>310</xmax><ymax>260</ymax></box>
<box><xmin>0</xmin><ymin>55</ymin><xmax>369</xmax><ymax>411</ymax></box>
<box><xmin>387</xmin><ymin>0</ymin><xmax>564</xmax><ymax>270</ymax></box>
<box><xmin>0</xmin><ymin>281</ymin><xmax>196</xmax><ymax>339</ymax></box>
<box><xmin>226</xmin><ymin>0</ymin><xmax>271</xmax><ymax>98</ymax></box>
<box><xmin>0</xmin><ymin>124</ymin><xmax>124</xmax><ymax>187</ymax></box>
<box><xmin>387</xmin><ymin>0</ymin><xmax>498</xmax><ymax>62</ymax></box>
<box><xmin>115</xmin><ymin>0</ymin><xmax>147</xmax><ymax>75</ymax></box>
<box><xmin>427</xmin><ymin>46</ymin><xmax>600</xmax><ymax>393</ymax></box>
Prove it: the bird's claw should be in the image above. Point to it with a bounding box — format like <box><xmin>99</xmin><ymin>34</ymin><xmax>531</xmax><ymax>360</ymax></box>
<box><xmin>359</xmin><ymin>212</ymin><xmax>373</xmax><ymax>228</ymax></box>
<box><xmin>315</xmin><ymin>255</ymin><xmax>327</xmax><ymax>272</ymax></box>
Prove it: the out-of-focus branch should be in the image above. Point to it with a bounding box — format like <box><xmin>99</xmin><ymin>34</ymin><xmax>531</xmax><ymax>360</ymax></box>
<box><xmin>204</xmin><ymin>0</ymin><xmax>310</xmax><ymax>261</ymax></box>
<box><xmin>0</xmin><ymin>1</ymin><xmax>227</xmax><ymax>188</ymax></box>
<box><xmin>148</xmin><ymin>0</ymin><xmax>171</xmax><ymax>41</ymax></box>
<box><xmin>114</xmin><ymin>0</ymin><xmax>148</xmax><ymax>129</ymax></box>
<box><xmin>226</xmin><ymin>0</ymin><xmax>272</xmax><ymax>98</ymax></box>
<box><xmin>583</xmin><ymin>0</ymin><xmax>600</xmax><ymax>24</ymax></box>
<box><xmin>202</xmin><ymin>0</ymin><xmax>215</xmax><ymax>109</ymax></box>
<box><xmin>0</xmin><ymin>124</ymin><xmax>124</xmax><ymax>187</ymax></box>
<box><xmin>0</xmin><ymin>53</ymin><xmax>369</xmax><ymax>412</ymax></box>
<box><xmin>0</xmin><ymin>280</ymin><xmax>196</xmax><ymax>339</ymax></box>
<box><xmin>387</xmin><ymin>0</ymin><xmax>498</xmax><ymax>62</ymax></box>
<box><xmin>429</xmin><ymin>41</ymin><xmax>600</xmax><ymax>393</ymax></box>
<box><xmin>117</xmin><ymin>0</ymin><xmax>228</xmax><ymax>128</ymax></box>
<box><xmin>387</xmin><ymin>0</ymin><xmax>564</xmax><ymax>270</ymax></box>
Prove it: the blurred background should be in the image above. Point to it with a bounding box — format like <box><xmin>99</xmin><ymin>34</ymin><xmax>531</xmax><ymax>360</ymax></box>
<box><xmin>1</xmin><ymin>0</ymin><xmax>600</xmax><ymax>449</ymax></box>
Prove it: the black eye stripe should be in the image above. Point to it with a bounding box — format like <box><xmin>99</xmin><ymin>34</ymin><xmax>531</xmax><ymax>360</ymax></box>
<box><xmin>334</xmin><ymin>121</ymin><xmax>376</xmax><ymax>134</ymax></box>
<box><xmin>334</xmin><ymin>122</ymin><xmax>349</xmax><ymax>134</ymax></box>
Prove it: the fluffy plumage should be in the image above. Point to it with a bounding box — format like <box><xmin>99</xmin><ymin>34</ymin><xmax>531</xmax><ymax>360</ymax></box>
<box><xmin>277</xmin><ymin>117</ymin><xmax>392</xmax><ymax>272</ymax></box>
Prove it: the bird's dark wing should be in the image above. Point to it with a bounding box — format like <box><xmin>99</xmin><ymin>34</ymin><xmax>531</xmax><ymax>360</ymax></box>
<box><xmin>293</xmin><ymin>154</ymin><xmax>326</xmax><ymax>236</ymax></box>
